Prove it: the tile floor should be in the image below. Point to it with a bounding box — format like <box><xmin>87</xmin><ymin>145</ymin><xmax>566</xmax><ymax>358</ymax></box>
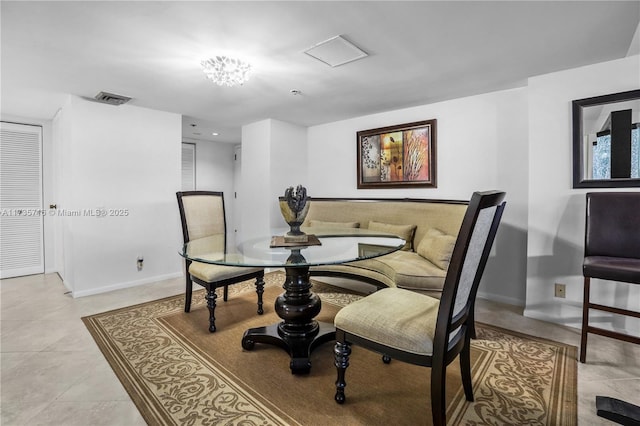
<box><xmin>1</xmin><ymin>272</ymin><xmax>639</xmax><ymax>425</ymax></box>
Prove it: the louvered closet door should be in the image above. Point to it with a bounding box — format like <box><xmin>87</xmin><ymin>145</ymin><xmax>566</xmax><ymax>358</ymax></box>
<box><xmin>0</xmin><ymin>122</ymin><xmax>44</xmax><ymax>278</ymax></box>
<box><xmin>181</xmin><ymin>143</ymin><xmax>195</xmax><ymax>190</ymax></box>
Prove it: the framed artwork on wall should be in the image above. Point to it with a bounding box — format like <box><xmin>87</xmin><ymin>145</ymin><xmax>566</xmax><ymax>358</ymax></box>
<box><xmin>357</xmin><ymin>119</ymin><xmax>437</xmax><ymax>189</ymax></box>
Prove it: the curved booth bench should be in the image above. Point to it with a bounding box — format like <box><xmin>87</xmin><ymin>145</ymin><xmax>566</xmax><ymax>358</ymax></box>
<box><xmin>303</xmin><ymin>197</ymin><xmax>469</xmax><ymax>299</ymax></box>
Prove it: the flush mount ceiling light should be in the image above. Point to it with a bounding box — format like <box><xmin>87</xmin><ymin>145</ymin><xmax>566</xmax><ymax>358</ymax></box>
<box><xmin>304</xmin><ymin>35</ymin><xmax>368</xmax><ymax>67</ymax></box>
<box><xmin>200</xmin><ymin>56</ymin><xmax>252</xmax><ymax>87</ymax></box>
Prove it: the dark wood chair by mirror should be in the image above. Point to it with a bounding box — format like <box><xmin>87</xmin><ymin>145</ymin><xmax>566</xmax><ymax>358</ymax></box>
<box><xmin>333</xmin><ymin>190</ymin><xmax>506</xmax><ymax>426</ymax></box>
<box><xmin>176</xmin><ymin>191</ymin><xmax>265</xmax><ymax>332</ymax></box>
<box><xmin>580</xmin><ymin>192</ymin><xmax>640</xmax><ymax>425</ymax></box>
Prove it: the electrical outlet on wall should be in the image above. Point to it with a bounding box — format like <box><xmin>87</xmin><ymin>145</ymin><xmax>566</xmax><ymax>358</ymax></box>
<box><xmin>137</xmin><ymin>256</ymin><xmax>144</xmax><ymax>271</ymax></box>
<box><xmin>554</xmin><ymin>283</ymin><xmax>566</xmax><ymax>298</ymax></box>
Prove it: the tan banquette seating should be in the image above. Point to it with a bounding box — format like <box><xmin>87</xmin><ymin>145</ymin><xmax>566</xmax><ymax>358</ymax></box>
<box><xmin>302</xmin><ymin>197</ymin><xmax>469</xmax><ymax>299</ymax></box>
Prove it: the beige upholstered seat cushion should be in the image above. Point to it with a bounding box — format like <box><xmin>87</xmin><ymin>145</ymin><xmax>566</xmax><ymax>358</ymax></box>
<box><xmin>376</xmin><ymin>251</ymin><xmax>447</xmax><ymax>291</ymax></box>
<box><xmin>308</xmin><ymin>220</ymin><xmax>360</xmax><ymax>229</ymax></box>
<box><xmin>343</xmin><ymin>251</ymin><xmax>447</xmax><ymax>292</ymax></box>
<box><xmin>189</xmin><ymin>261</ymin><xmax>262</xmax><ymax>282</ymax></box>
<box><xmin>368</xmin><ymin>221</ymin><xmax>417</xmax><ymax>251</ymax></box>
<box><xmin>335</xmin><ymin>288</ymin><xmax>440</xmax><ymax>355</ymax></box>
<box><xmin>417</xmin><ymin>228</ymin><xmax>456</xmax><ymax>270</ymax></box>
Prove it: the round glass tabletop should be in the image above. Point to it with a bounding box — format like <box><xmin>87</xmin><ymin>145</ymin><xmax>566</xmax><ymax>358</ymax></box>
<box><xmin>181</xmin><ymin>227</ymin><xmax>405</xmax><ymax>268</ymax></box>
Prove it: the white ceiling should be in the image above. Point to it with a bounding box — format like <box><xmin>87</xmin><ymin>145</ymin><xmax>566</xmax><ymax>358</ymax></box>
<box><xmin>2</xmin><ymin>1</ymin><xmax>639</xmax><ymax>143</ymax></box>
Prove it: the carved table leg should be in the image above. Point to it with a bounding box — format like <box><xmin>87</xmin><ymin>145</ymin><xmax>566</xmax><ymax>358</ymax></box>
<box><xmin>241</xmin><ymin>264</ymin><xmax>335</xmax><ymax>374</ymax></box>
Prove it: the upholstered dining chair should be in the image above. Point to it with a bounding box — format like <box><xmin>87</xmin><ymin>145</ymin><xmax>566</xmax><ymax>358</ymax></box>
<box><xmin>333</xmin><ymin>190</ymin><xmax>506</xmax><ymax>426</ymax></box>
<box><xmin>176</xmin><ymin>191</ymin><xmax>265</xmax><ymax>332</ymax></box>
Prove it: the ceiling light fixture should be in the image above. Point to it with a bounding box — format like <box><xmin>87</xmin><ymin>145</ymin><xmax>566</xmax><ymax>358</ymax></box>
<box><xmin>200</xmin><ymin>56</ymin><xmax>252</xmax><ymax>87</ymax></box>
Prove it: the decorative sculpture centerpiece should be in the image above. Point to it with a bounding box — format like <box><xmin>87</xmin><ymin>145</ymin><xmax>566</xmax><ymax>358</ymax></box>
<box><xmin>279</xmin><ymin>185</ymin><xmax>310</xmax><ymax>243</ymax></box>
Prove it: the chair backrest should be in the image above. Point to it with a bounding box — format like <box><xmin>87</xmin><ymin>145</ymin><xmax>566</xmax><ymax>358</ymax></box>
<box><xmin>585</xmin><ymin>192</ymin><xmax>640</xmax><ymax>259</ymax></box>
<box><xmin>176</xmin><ymin>191</ymin><xmax>227</xmax><ymax>249</ymax></box>
<box><xmin>433</xmin><ymin>191</ymin><xmax>506</xmax><ymax>355</ymax></box>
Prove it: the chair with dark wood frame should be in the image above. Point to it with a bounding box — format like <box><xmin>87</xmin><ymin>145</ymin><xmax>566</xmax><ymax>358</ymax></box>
<box><xmin>177</xmin><ymin>191</ymin><xmax>265</xmax><ymax>332</ymax></box>
<box><xmin>333</xmin><ymin>190</ymin><xmax>506</xmax><ymax>426</ymax></box>
<box><xmin>580</xmin><ymin>192</ymin><xmax>640</xmax><ymax>425</ymax></box>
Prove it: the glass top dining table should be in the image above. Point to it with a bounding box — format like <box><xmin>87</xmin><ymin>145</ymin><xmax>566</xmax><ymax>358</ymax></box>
<box><xmin>180</xmin><ymin>227</ymin><xmax>405</xmax><ymax>375</ymax></box>
<box><xmin>181</xmin><ymin>227</ymin><xmax>406</xmax><ymax>268</ymax></box>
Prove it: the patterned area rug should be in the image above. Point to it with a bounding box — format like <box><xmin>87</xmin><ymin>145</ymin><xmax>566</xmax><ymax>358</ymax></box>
<box><xmin>83</xmin><ymin>272</ymin><xmax>576</xmax><ymax>425</ymax></box>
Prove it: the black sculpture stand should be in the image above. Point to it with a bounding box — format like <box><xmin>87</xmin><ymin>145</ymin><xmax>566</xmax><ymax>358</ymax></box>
<box><xmin>241</xmin><ymin>261</ymin><xmax>335</xmax><ymax>374</ymax></box>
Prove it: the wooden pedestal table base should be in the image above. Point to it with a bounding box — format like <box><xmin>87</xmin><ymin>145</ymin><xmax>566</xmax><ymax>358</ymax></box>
<box><xmin>241</xmin><ymin>261</ymin><xmax>335</xmax><ymax>374</ymax></box>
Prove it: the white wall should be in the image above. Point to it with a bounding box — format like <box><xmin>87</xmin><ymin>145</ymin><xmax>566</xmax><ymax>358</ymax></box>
<box><xmin>307</xmin><ymin>88</ymin><xmax>530</xmax><ymax>306</ymax></box>
<box><xmin>54</xmin><ymin>96</ymin><xmax>183</xmax><ymax>297</ymax></box>
<box><xmin>52</xmin><ymin>100</ymin><xmax>72</xmax><ymax>281</ymax></box>
<box><xmin>269</xmin><ymin>120</ymin><xmax>308</xmax><ymax>230</ymax></box>
<box><xmin>239</xmin><ymin>119</ymin><xmax>307</xmax><ymax>241</ymax></box>
<box><xmin>188</xmin><ymin>139</ymin><xmax>235</xmax><ymax>194</ymax></box>
<box><xmin>183</xmin><ymin>138</ymin><xmax>237</xmax><ymax>245</ymax></box>
<box><xmin>55</xmin><ymin>96</ymin><xmax>74</xmax><ymax>287</ymax></box>
<box><xmin>525</xmin><ymin>55</ymin><xmax>640</xmax><ymax>333</ymax></box>
<box><xmin>239</xmin><ymin>120</ymin><xmax>272</xmax><ymax>242</ymax></box>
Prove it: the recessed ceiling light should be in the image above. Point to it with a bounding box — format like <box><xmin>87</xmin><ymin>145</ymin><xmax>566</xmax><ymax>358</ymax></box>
<box><xmin>212</xmin><ymin>132</ymin><xmax>219</xmax><ymax>136</ymax></box>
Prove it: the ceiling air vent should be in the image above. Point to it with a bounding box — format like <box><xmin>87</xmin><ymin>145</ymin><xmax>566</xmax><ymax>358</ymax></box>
<box><xmin>304</xmin><ymin>35</ymin><xmax>368</xmax><ymax>67</ymax></box>
<box><xmin>93</xmin><ymin>91</ymin><xmax>132</xmax><ymax>106</ymax></box>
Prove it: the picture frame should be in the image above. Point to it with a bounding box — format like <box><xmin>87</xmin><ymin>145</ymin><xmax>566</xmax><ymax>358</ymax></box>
<box><xmin>357</xmin><ymin>119</ymin><xmax>437</xmax><ymax>189</ymax></box>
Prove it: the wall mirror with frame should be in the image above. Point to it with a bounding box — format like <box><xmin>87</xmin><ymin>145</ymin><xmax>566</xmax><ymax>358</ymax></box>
<box><xmin>572</xmin><ymin>89</ymin><xmax>640</xmax><ymax>188</ymax></box>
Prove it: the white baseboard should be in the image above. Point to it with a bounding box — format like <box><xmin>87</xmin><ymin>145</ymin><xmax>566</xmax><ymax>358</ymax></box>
<box><xmin>72</xmin><ymin>272</ymin><xmax>183</xmax><ymax>298</ymax></box>
<box><xmin>476</xmin><ymin>290</ymin><xmax>525</xmax><ymax>307</ymax></box>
